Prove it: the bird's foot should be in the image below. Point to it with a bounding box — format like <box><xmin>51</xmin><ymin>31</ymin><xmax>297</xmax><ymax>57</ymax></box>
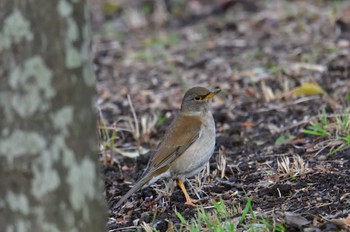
<box><xmin>176</xmin><ymin>179</ymin><xmax>200</xmax><ymax>207</ymax></box>
<box><xmin>185</xmin><ymin>198</ymin><xmax>199</xmax><ymax>206</ymax></box>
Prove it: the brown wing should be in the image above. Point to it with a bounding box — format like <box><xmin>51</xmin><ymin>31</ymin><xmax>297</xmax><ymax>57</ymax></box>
<box><xmin>148</xmin><ymin>114</ymin><xmax>202</xmax><ymax>170</ymax></box>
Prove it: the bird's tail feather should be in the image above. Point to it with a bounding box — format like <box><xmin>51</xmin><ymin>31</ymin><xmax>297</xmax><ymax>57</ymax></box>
<box><xmin>114</xmin><ymin>172</ymin><xmax>153</xmax><ymax>209</ymax></box>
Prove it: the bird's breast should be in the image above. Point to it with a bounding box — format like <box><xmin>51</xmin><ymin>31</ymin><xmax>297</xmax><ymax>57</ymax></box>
<box><xmin>170</xmin><ymin>113</ymin><xmax>216</xmax><ymax>178</ymax></box>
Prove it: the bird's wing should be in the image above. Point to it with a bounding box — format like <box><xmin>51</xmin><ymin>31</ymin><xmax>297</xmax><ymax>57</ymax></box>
<box><xmin>115</xmin><ymin>114</ymin><xmax>203</xmax><ymax>209</ymax></box>
<box><xmin>148</xmin><ymin>114</ymin><xmax>203</xmax><ymax>171</ymax></box>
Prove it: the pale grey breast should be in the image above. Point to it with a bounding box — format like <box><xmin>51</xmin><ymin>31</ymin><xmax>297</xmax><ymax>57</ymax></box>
<box><xmin>170</xmin><ymin>112</ymin><xmax>216</xmax><ymax>178</ymax></box>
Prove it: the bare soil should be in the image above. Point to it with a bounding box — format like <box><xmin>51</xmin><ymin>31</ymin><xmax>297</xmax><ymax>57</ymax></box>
<box><xmin>93</xmin><ymin>1</ymin><xmax>350</xmax><ymax>231</ymax></box>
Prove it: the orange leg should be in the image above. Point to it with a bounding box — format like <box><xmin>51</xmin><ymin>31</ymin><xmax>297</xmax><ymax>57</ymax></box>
<box><xmin>176</xmin><ymin>179</ymin><xmax>198</xmax><ymax>206</ymax></box>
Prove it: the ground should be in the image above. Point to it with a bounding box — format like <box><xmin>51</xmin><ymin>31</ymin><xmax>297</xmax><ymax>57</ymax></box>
<box><xmin>92</xmin><ymin>1</ymin><xmax>350</xmax><ymax>231</ymax></box>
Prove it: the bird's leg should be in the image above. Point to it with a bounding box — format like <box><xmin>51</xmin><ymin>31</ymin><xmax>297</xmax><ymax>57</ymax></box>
<box><xmin>176</xmin><ymin>179</ymin><xmax>198</xmax><ymax>206</ymax></box>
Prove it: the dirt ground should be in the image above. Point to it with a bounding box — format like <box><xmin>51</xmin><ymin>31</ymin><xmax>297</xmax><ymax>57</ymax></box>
<box><xmin>93</xmin><ymin>0</ymin><xmax>350</xmax><ymax>231</ymax></box>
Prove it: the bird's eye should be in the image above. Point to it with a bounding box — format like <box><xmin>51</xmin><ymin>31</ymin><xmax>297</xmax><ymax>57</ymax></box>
<box><xmin>194</xmin><ymin>96</ymin><xmax>201</xmax><ymax>101</ymax></box>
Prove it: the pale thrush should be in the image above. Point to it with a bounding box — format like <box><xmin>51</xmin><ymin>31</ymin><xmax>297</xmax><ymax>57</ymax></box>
<box><xmin>115</xmin><ymin>86</ymin><xmax>221</xmax><ymax>208</ymax></box>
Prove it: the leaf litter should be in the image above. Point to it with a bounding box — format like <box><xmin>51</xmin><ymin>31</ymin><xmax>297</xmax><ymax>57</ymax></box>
<box><xmin>91</xmin><ymin>0</ymin><xmax>350</xmax><ymax>231</ymax></box>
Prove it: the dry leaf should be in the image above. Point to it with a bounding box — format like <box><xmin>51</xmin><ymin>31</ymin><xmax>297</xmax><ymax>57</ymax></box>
<box><xmin>261</xmin><ymin>81</ymin><xmax>275</xmax><ymax>101</ymax></box>
<box><xmin>293</xmin><ymin>82</ymin><xmax>325</xmax><ymax>96</ymax></box>
<box><xmin>290</xmin><ymin>63</ymin><xmax>326</xmax><ymax>73</ymax></box>
<box><xmin>285</xmin><ymin>212</ymin><xmax>311</xmax><ymax>227</ymax></box>
<box><xmin>116</xmin><ymin>147</ymin><xmax>149</xmax><ymax>158</ymax></box>
<box><xmin>345</xmin><ymin>214</ymin><xmax>350</xmax><ymax>226</ymax></box>
<box><xmin>241</xmin><ymin>121</ymin><xmax>255</xmax><ymax>127</ymax></box>
<box><xmin>340</xmin><ymin>192</ymin><xmax>350</xmax><ymax>200</ymax></box>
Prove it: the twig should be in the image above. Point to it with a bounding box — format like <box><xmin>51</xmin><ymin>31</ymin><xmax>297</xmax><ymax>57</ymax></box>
<box><xmin>109</xmin><ymin>225</ymin><xmax>140</xmax><ymax>231</ymax></box>
<box><xmin>127</xmin><ymin>94</ymin><xmax>140</xmax><ymax>140</ymax></box>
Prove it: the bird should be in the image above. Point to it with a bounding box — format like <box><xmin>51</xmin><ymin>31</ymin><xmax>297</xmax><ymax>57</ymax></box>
<box><xmin>115</xmin><ymin>86</ymin><xmax>221</xmax><ymax>208</ymax></box>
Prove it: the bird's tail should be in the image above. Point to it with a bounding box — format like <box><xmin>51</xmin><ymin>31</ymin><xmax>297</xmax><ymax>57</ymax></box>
<box><xmin>114</xmin><ymin>172</ymin><xmax>154</xmax><ymax>209</ymax></box>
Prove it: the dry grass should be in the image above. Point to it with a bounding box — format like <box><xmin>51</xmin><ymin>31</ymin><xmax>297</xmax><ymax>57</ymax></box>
<box><xmin>277</xmin><ymin>154</ymin><xmax>310</xmax><ymax>179</ymax></box>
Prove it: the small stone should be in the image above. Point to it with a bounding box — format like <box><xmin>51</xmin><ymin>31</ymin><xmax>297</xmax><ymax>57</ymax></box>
<box><xmin>140</xmin><ymin>212</ymin><xmax>151</xmax><ymax>223</ymax></box>
<box><xmin>154</xmin><ymin>219</ymin><xmax>168</xmax><ymax>231</ymax></box>
<box><xmin>133</xmin><ymin>218</ymin><xmax>139</xmax><ymax>226</ymax></box>
<box><xmin>337</xmin><ymin>39</ymin><xmax>350</xmax><ymax>49</ymax></box>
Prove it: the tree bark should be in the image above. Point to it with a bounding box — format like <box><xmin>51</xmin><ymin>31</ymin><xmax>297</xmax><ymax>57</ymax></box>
<box><xmin>0</xmin><ymin>0</ymin><xmax>107</xmax><ymax>231</ymax></box>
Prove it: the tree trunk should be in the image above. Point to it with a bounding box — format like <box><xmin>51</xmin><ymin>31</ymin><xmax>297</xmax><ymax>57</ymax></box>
<box><xmin>0</xmin><ymin>0</ymin><xmax>107</xmax><ymax>231</ymax></box>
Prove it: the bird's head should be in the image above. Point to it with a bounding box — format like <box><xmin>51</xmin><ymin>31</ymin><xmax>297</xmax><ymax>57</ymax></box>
<box><xmin>180</xmin><ymin>86</ymin><xmax>221</xmax><ymax>114</ymax></box>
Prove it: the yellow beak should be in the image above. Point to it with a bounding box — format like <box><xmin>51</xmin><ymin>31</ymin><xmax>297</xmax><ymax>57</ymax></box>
<box><xmin>205</xmin><ymin>87</ymin><xmax>221</xmax><ymax>100</ymax></box>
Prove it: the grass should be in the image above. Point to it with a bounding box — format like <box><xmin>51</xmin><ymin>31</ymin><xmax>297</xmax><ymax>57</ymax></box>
<box><xmin>143</xmin><ymin>31</ymin><xmax>180</xmax><ymax>48</ymax></box>
<box><xmin>176</xmin><ymin>199</ymin><xmax>236</xmax><ymax>232</ymax></box>
<box><xmin>275</xmin><ymin>134</ymin><xmax>296</xmax><ymax>145</ymax></box>
<box><xmin>302</xmin><ymin>109</ymin><xmax>350</xmax><ymax>155</ymax></box>
<box><xmin>303</xmin><ymin>110</ymin><xmax>329</xmax><ymax>137</ymax></box>
<box><xmin>98</xmin><ymin>117</ymin><xmax>145</xmax><ymax>158</ymax></box>
<box><xmin>156</xmin><ymin>113</ymin><xmax>168</xmax><ymax>127</ymax></box>
<box><xmin>175</xmin><ymin>199</ymin><xmax>286</xmax><ymax>232</ymax></box>
<box><xmin>97</xmin><ymin>95</ymin><xmax>157</xmax><ymax>158</ymax></box>
<box><xmin>277</xmin><ymin>154</ymin><xmax>309</xmax><ymax>180</ymax></box>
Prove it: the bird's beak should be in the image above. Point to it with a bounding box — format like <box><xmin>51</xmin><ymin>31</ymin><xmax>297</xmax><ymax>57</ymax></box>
<box><xmin>205</xmin><ymin>87</ymin><xmax>221</xmax><ymax>100</ymax></box>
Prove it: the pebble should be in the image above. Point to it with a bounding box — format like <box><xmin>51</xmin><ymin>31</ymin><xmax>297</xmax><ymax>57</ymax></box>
<box><xmin>140</xmin><ymin>212</ymin><xmax>151</xmax><ymax>223</ymax></box>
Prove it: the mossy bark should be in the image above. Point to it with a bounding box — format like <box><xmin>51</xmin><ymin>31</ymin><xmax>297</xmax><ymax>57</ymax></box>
<box><xmin>0</xmin><ymin>1</ymin><xmax>107</xmax><ymax>231</ymax></box>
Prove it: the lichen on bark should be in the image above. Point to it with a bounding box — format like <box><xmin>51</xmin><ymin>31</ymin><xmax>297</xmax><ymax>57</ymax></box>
<box><xmin>0</xmin><ymin>9</ymin><xmax>33</xmax><ymax>50</ymax></box>
<box><xmin>0</xmin><ymin>130</ymin><xmax>46</xmax><ymax>161</ymax></box>
<box><xmin>0</xmin><ymin>1</ymin><xmax>106</xmax><ymax>231</ymax></box>
<box><xmin>9</xmin><ymin>56</ymin><xmax>55</xmax><ymax>118</ymax></box>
